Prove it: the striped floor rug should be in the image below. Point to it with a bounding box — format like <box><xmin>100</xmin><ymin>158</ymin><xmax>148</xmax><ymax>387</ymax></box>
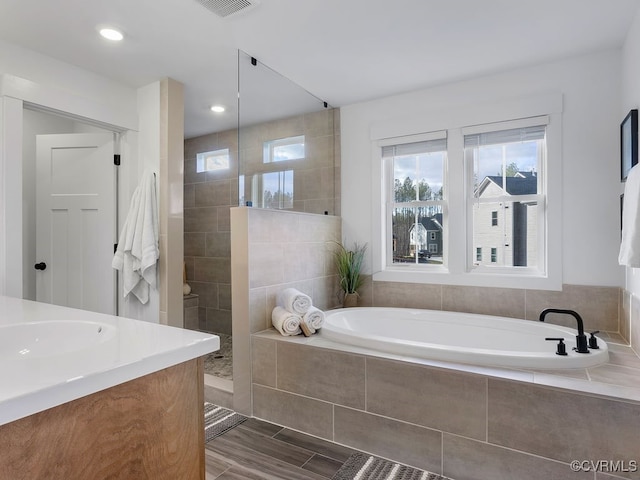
<box><xmin>332</xmin><ymin>453</ymin><xmax>449</xmax><ymax>480</ymax></box>
<box><xmin>204</xmin><ymin>402</ymin><xmax>247</xmax><ymax>442</ymax></box>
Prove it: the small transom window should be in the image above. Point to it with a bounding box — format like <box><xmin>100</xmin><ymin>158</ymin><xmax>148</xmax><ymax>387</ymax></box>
<box><xmin>196</xmin><ymin>148</ymin><xmax>230</xmax><ymax>172</ymax></box>
<box><xmin>264</xmin><ymin>135</ymin><xmax>305</xmax><ymax>163</ymax></box>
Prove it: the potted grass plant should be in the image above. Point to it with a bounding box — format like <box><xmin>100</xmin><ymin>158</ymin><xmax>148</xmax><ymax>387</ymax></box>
<box><xmin>334</xmin><ymin>241</ymin><xmax>367</xmax><ymax>307</ymax></box>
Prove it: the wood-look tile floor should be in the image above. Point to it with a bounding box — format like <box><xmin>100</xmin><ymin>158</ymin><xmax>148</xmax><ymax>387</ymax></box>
<box><xmin>205</xmin><ymin>417</ymin><xmax>358</xmax><ymax>479</ymax></box>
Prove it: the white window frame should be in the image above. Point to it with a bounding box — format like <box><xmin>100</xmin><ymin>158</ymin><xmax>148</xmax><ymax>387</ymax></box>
<box><xmin>196</xmin><ymin>148</ymin><xmax>230</xmax><ymax>172</ymax></box>
<box><xmin>370</xmin><ymin>93</ymin><xmax>563</xmax><ymax>290</ymax></box>
<box><xmin>380</xmin><ymin>131</ymin><xmax>448</xmax><ymax>270</ymax></box>
<box><xmin>263</xmin><ymin>135</ymin><xmax>305</xmax><ymax>163</ymax></box>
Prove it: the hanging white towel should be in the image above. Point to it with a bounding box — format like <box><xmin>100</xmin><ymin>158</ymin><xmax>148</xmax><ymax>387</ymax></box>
<box><xmin>619</xmin><ymin>165</ymin><xmax>640</xmax><ymax>267</ymax></box>
<box><xmin>112</xmin><ymin>170</ymin><xmax>159</xmax><ymax>304</ymax></box>
<box><xmin>277</xmin><ymin>288</ymin><xmax>312</xmax><ymax>315</ymax></box>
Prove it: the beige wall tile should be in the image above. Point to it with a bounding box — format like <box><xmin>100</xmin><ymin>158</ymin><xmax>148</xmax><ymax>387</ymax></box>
<box><xmin>270</xmin><ymin>115</ymin><xmax>303</xmax><ymax>140</ymax></box>
<box><xmin>621</xmin><ymin>289</ymin><xmax>630</xmax><ymax>344</ymax></box>
<box><xmin>366</xmin><ymin>357</ymin><xmax>487</xmax><ymax>440</ymax></box>
<box><xmin>252</xmin><ymin>385</ymin><xmax>334</xmax><ymax>440</ymax></box>
<box><xmin>443</xmin><ymin>434</ymin><xmax>591</xmax><ymax>480</ymax></box>
<box><xmin>249</xmin><ymin>208</ymin><xmax>298</xmax><ymax>243</ymax></box>
<box><xmin>189</xmin><ymin>281</ymin><xmax>218</xmax><ymax>308</ymax></box>
<box><xmin>184</xmin><ymin>232</ymin><xmax>205</xmax><ymax>257</ymax></box>
<box><xmin>525</xmin><ymin>284</ymin><xmax>619</xmax><ymax>331</ymax></box>
<box><xmin>631</xmin><ymin>294</ymin><xmax>640</xmax><ymax>351</ymax></box>
<box><xmin>282</xmin><ymin>243</ymin><xmax>326</xmax><ymax>283</ymax></box>
<box><xmin>217</xmin><ymin>206</ymin><xmax>231</xmax><ymax>231</ymax></box>
<box><xmin>248</xmin><ymin>243</ymin><xmax>284</xmax><ymax>288</ymax></box>
<box><xmin>194</xmin><ymin>179</ymin><xmax>232</xmax><ymax>207</ymax></box>
<box><xmin>218</xmin><ymin>129</ymin><xmax>238</xmax><ymax>152</ymax></box>
<box><xmin>443</xmin><ymin>285</ymin><xmax>525</xmax><ymax>319</ymax></box>
<box><xmin>194</xmin><ymin>257</ymin><xmax>231</xmax><ymax>283</ymax></box>
<box><xmin>373</xmin><ymin>281</ymin><xmax>442</xmax><ymax>309</ymax></box>
<box><xmin>303</xmin><ymin>198</ymin><xmax>337</xmax><ymax>215</ymax></box>
<box><xmin>205</xmin><ymin>231</ymin><xmax>231</xmax><ymax>258</ymax></box>
<box><xmin>298</xmin><ymin>214</ymin><xmax>341</xmax><ymax>244</ymax></box>
<box><xmin>206</xmin><ymin>307</ymin><xmax>232</xmax><ymax>334</ymax></box>
<box><xmin>311</xmin><ymin>275</ymin><xmax>341</xmax><ymax>311</ymax></box>
<box><xmin>184</xmin><ymin>206</ymin><xmax>218</xmax><ymax>233</ymax></box>
<box><xmin>184</xmin><ymin>183</ymin><xmax>195</xmax><ymax>208</ymax></box>
<box><xmin>354</xmin><ymin>274</ymin><xmax>373</xmax><ymax>308</ymax></box>
<box><xmin>304</xmin><ymin>109</ymin><xmax>334</xmax><ymax>138</ymax></box>
<box><xmin>249</xmin><ymin>287</ymin><xmax>269</xmax><ymax>333</ymax></box>
<box><xmin>277</xmin><ymin>342</ymin><xmax>365</xmax><ymax>409</ymax></box>
<box><xmin>306</xmin><ymin>136</ymin><xmax>333</xmax><ymax>167</ymax></box>
<box><xmin>219</xmin><ymin>283</ymin><xmax>232</xmax><ymax>310</ymax></box>
<box><xmin>488</xmin><ymin>379</ymin><xmax>640</xmax><ymax>467</ymax></box>
<box><xmin>252</xmin><ymin>337</ymin><xmax>276</xmax><ymax>388</ymax></box>
<box><xmin>184</xmin><ymin>157</ymin><xmax>206</xmax><ymax>184</ymax></box>
<box><xmin>184</xmin><ymin>306</ymin><xmax>199</xmax><ymax>330</ymax></box>
<box><xmin>334</xmin><ymin>406</ymin><xmax>442</xmax><ymax>473</ymax></box>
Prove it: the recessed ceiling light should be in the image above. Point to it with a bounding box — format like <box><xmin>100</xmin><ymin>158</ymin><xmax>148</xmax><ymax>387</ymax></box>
<box><xmin>99</xmin><ymin>27</ymin><xmax>124</xmax><ymax>41</ymax></box>
<box><xmin>210</xmin><ymin>105</ymin><xmax>225</xmax><ymax>113</ymax></box>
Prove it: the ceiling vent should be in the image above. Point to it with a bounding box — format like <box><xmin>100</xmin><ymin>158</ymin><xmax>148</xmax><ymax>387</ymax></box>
<box><xmin>194</xmin><ymin>0</ymin><xmax>261</xmax><ymax>18</ymax></box>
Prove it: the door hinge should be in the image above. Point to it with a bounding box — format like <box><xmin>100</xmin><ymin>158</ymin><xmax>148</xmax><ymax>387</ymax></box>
<box><xmin>114</xmin><ymin>154</ymin><xmax>121</xmax><ymax>166</ymax></box>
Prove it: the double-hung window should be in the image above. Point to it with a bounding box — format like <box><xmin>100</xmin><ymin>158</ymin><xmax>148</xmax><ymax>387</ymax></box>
<box><xmin>464</xmin><ymin>119</ymin><xmax>547</xmax><ymax>271</ymax></box>
<box><xmin>382</xmin><ymin>133</ymin><xmax>447</xmax><ymax>266</ymax></box>
<box><xmin>377</xmin><ymin>113</ymin><xmax>554</xmax><ymax>288</ymax></box>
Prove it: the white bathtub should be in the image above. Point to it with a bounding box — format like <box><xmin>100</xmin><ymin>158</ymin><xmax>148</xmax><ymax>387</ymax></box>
<box><xmin>320</xmin><ymin>307</ymin><xmax>609</xmax><ymax>369</ymax></box>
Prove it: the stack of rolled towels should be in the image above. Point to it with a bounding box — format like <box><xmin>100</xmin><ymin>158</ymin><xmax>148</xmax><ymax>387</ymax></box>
<box><xmin>272</xmin><ymin>287</ymin><xmax>325</xmax><ymax>337</ymax></box>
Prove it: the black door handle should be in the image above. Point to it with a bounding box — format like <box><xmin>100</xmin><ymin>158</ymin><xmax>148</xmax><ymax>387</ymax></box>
<box><xmin>34</xmin><ymin>262</ymin><xmax>47</xmax><ymax>271</ymax></box>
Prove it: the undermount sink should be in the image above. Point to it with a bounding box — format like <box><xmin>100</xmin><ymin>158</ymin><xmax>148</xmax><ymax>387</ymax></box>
<box><xmin>0</xmin><ymin>320</ymin><xmax>117</xmax><ymax>361</ymax></box>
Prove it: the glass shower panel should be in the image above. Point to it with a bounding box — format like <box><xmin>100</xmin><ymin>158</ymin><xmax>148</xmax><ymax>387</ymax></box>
<box><xmin>238</xmin><ymin>50</ymin><xmax>337</xmax><ymax>214</ymax></box>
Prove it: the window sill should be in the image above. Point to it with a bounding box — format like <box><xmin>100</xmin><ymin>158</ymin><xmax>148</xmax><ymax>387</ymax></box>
<box><xmin>373</xmin><ymin>267</ymin><xmax>562</xmax><ymax>291</ymax></box>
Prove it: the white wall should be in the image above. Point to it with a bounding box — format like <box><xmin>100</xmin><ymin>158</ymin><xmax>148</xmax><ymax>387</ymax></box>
<box><xmin>341</xmin><ymin>50</ymin><xmax>624</xmax><ymax>288</ymax></box>
<box><xmin>622</xmin><ymin>6</ymin><xmax>640</xmax><ymax>297</ymax></box>
<box><xmin>0</xmin><ymin>39</ymin><xmax>137</xmax><ymax>130</ymax></box>
<box><xmin>0</xmin><ymin>39</ymin><xmax>162</xmax><ymax>322</ymax></box>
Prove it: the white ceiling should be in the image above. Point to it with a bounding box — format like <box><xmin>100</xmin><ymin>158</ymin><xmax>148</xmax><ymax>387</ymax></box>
<box><xmin>0</xmin><ymin>0</ymin><xmax>638</xmax><ymax>138</ymax></box>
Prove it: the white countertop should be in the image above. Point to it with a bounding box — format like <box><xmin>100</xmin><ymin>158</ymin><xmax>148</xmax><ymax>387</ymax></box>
<box><xmin>0</xmin><ymin>296</ymin><xmax>219</xmax><ymax>426</ymax></box>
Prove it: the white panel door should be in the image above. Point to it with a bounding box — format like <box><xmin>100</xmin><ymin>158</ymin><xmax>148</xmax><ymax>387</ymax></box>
<box><xmin>36</xmin><ymin>133</ymin><xmax>115</xmax><ymax>315</ymax></box>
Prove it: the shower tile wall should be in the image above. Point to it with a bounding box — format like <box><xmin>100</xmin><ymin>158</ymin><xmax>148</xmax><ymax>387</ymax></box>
<box><xmin>184</xmin><ymin>129</ymin><xmax>237</xmax><ymax>334</ymax></box>
<box><xmin>184</xmin><ymin>109</ymin><xmax>340</xmax><ymax>334</ymax></box>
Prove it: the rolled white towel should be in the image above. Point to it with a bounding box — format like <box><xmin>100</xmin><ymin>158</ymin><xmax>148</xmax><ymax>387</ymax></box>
<box><xmin>278</xmin><ymin>288</ymin><xmax>312</xmax><ymax>315</ymax></box>
<box><xmin>272</xmin><ymin>306</ymin><xmax>302</xmax><ymax>336</ymax></box>
<box><xmin>303</xmin><ymin>306</ymin><xmax>325</xmax><ymax>330</ymax></box>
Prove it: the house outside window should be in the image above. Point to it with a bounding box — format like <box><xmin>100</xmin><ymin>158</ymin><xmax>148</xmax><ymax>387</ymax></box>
<box><xmin>476</xmin><ymin>247</ymin><xmax>482</xmax><ymax>262</ymax></box>
<box><xmin>382</xmin><ymin>134</ymin><xmax>446</xmax><ymax>265</ymax></box>
<box><xmin>491</xmin><ymin>247</ymin><xmax>498</xmax><ymax>263</ymax></box>
<box><xmin>465</xmin><ymin>121</ymin><xmax>546</xmax><ymax>269</ymax></box>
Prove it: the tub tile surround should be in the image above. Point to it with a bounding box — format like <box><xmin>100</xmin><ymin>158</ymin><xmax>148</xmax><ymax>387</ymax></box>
<box><xmin>230</xmin><ymin>205</ymin><xmax>640</xmax><ymax>478</ymax></box>
<box><xmin>251</xmin><ymin>332</ymin><xmax>640</xmax><ymax>480</ymax></box>
<box><xmin>369</xmin><ymin>280</ymin><xmax>623</xmax><ymax>334</ymax></box>
<box><xmin>231</xmin><ymin>207</ymin><xmax>341</xmax><ymax>414</ymax></box>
